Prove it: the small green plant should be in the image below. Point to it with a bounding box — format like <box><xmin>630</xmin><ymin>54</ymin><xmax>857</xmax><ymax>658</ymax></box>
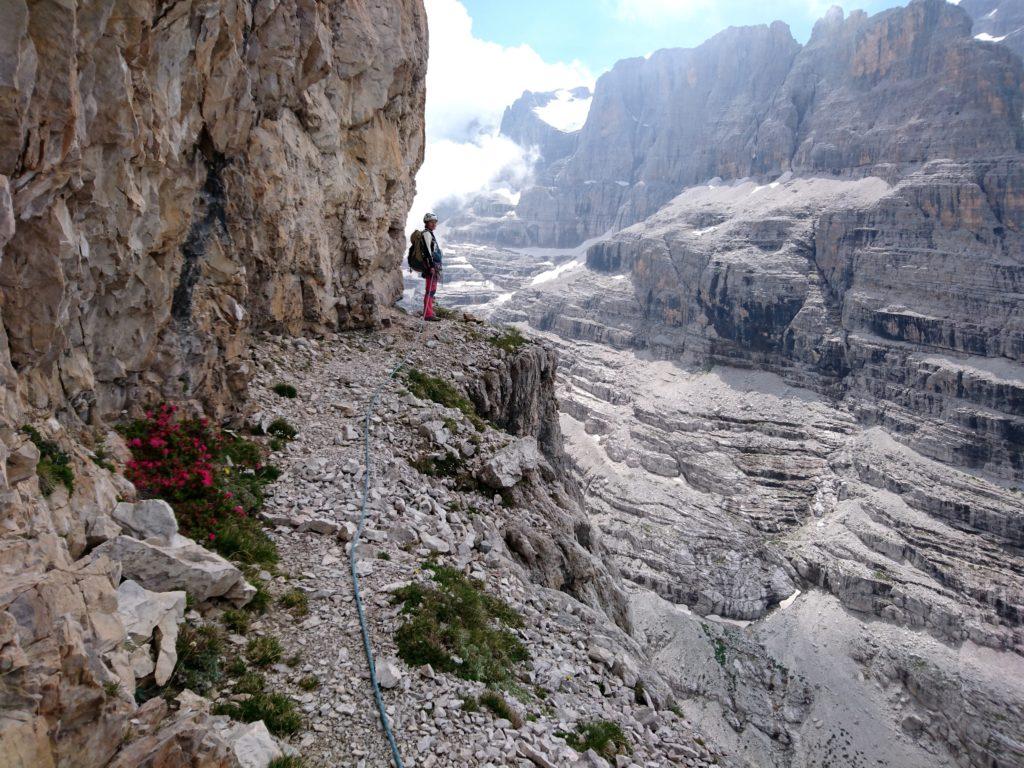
<box><xmin>91</xmin><ymin>446</ymin><xmax>116</xmax><ymax>472</ymax></box>
<box><xmin>272</xmin><ymin>383</ymin><xmax>298</xmax><ymax>399</ymax></box>
<box><xmin>221</xmin><ymin>609</ymin><xmax>251</xmax><ymax>634</ymax></box>
<box><xmin>279</xmin><ymin>588</ymin><xmax>309</xmax><ymax>617</ymax></box>
<box><xmin>247</xmin><ymin>577</ymin><xmax>272</xmax><ymax>614</ymax></box>
<box><xmin>210</xmin><ymin>516</ymin><xmax>279</xmax><ymax>569</ymax></box>
<box><xmin>246</xmin><ymin>635</ymin><xmax>284</xmax><ymax>667</ymax></box>
<box><xmin>633</xmin><ymin>681</ymin><xmax>647</xmax><ymax>705</ymax></box>
<box><xmin>285</xmin><ymin>653</ymin><xmax>303</xmax><ymax>668</ymax></box>
<box><xmin>713</xmin><ymin>638</ymin><xmax>727</xmax><ymax>667</ymax></box>
<box><xmin>566</xmin><ymin>720</ymin><xmax>631</xmax><ymax>758</ymax></box>
<box><xmin>411</xmin><ymin>452</ymin><xmax>465</xmax><ymax>478</ymax></box>
<box><xmin>214</xmin><ymin>691</ymin><xmax>302</xmax><ymax>736</ymax></box>
<box><xmin>297</xmin><ymin>675</ymin><xmax>320</xmax><ymax>691</ymax></box>
<box><xmin>488</xmin><ymin>326</ymin><xmax>527</xmax><ymax>353</ymax></box>
<box><xmin>234</xmin><ymin>671</ymin><xmax>266</xmax><ymax>695</ymax></box>
<box><xmin>377</xmin><ymin>551</ymin><xmax>392</xmax><ymax>561</ymax></box>
<box><xmin>267</xmin><ymin>418</ymin><xmax>297</xmax><ymax>441</ymax></box>
<box><xmin>268</xmin><ymin>757</ymin><xmax>307</xmax><ymax>768</ymax></box>
<box><xmin>269</xmin><ymin>438</ymin><xmax>285</xmax><ymax>452</ymax></box>
<box><xmin>462</xmin><ymin>696</ymin><xmax>480</xmax><ymax>713</ymax></box>
<box><xmin>171</xmin><ymin>625</ymin><xmax>226</xmax><ymax>695</ymax></box>
<box><xmin>479</xmin><ymin>690</ymin><xmax>522</xmax><ymax>728</ymax></box>
<box><xmin>434</xmin><ymin>306</ymin><xmax>459</xmax><ymax>320</ymax></box>
<box><xmin>405</xmin><ymin>370</ymin><xmax>486</xmax><ymax>430</ymax></box>
<box><xmin>392</xmin><ymin>562</ymin><xmax>527</xmax><ymax>687</ymax></box>
<box><xmin>103</xmin><ymin>680</ymin><xmax>121</xmax><ymax>697</ymax></box>
<box><xmin>21</xmin><ymin>426</ymin><xmax>74</xmax><ymax>497</ymax></box>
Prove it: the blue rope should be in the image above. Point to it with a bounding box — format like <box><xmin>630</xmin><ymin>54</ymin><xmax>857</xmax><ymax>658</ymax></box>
<box><xmin>349</xmin><ymin>316</ymin><xmax>426</xmax><ymax>768</ymax></box>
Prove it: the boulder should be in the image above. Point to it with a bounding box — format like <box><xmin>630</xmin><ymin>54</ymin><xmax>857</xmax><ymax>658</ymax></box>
<box><xmin>112</xmin><ymin>500</ymin><xmax>179</xmax><ymax>545</ymax></box>
<box><xmin>479</xmin><ymin>437</ymin><xmax>540</xmax><ymax>489</ymax></box>
<box><xmin>377</xmin><ymin>658</ymin><xmax>403</xmax><ymax>689</ymax></box>
<box><xmin>116</xmin><ymin>580</ymin><xmax>186</xmax><ymax>686</ymax></box>
<box><xmin>220</xmin><ymin>721</ymin><xmax>282</xmax><ymax>768</ymax></box>
<box><xmin>94</xmin><ymin>536</ymin><xmax>255</xmax><ymax>607</ymax></box>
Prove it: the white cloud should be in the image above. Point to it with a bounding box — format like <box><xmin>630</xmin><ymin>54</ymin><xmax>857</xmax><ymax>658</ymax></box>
<box><xmin>408</xmin><ymin>0</ymin><xmax>593</xmax><ymax>230</ymax></box>
<box><xmin>613</xmin><ymin>0</ymin><xmax>713</xmax><ymax>24</ymax></box>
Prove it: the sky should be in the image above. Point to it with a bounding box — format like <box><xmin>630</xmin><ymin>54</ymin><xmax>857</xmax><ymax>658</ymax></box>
<box><xmin>461</xmin><ymin>0</ymin><xmax>909</xmax><ymax>74</ymax></box>
<box><xmin>409</xmin><ymin>0</ymin><xmax>910</xmax><ymax>230</ymax></box>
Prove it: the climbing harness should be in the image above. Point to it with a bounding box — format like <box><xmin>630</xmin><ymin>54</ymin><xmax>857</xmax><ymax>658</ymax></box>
<box><xmin>349</xmin><ymin>314</ymin><xmax>427</xmax><ymax>768</ymax></box>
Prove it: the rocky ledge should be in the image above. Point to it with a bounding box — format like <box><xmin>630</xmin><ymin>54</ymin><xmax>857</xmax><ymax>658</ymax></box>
<box><xmin>236</xmin><ymin>312</ymin><xmax>726</xmax><ymax>767</ymax></box>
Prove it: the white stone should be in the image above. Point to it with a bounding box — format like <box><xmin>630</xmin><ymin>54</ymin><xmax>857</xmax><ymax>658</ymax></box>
<box><xmin>116</xmin><ymin>579</ymin><xmax>186</xmax><ymax>686</ymax></box>
<box><xmin>112</xmin><ymin>499</ymin><xmax>179</xmax><ymax>545</ymax></box>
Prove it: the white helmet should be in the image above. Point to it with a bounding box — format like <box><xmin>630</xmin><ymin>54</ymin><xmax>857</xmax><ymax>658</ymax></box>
<box><xmin>423</xmin><ymin>212</ymin><xmax>438</xmax><ymax>223</ymax></box>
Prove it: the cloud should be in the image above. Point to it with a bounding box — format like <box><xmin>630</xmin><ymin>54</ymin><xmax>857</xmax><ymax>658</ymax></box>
<box><xmin>408</xmin><ymin>0</ymin><xmax>593</xmax><ymax>229</ymax></box>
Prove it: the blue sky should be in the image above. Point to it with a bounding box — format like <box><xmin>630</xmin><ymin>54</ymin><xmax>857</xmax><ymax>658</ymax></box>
<box><xmin>460</xmin><ymin>0</ymin><xmax>909</xmax><ymax>73</ymax></box>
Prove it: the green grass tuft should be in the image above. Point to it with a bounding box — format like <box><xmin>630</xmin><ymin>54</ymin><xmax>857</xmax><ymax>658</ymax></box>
<box><xmin>222</xmin><ymin>609</ymin><xmax>251</xmax><ymax>634</ymax></box>
<box><xmin>488</xmin><ymin>326</ymin><xmax>528</xmax><ymax>354</ymax></box>
<box><xmin>21</xmin><ymin>426</ymin><xmax>74</xmax><ymax>496</ymax></box>
<box><xmin>170</xmin><ymin>625</ymin><xmax>226</xmax><ymax>696</ymax></box>
<box><xmin>392</xmin><ymin>562</ymin><xmax>527</xmax><ymax>688</ymax></box>
<box><xmin>566</xmin><ymin>720</ymin><xmax>631</xmax><ymax>758</ymax></box>
<box><xmin>405</xmin><ymin>369</ymin><xmax>486</xmax><ymax>431</ymax></box>
<box><xmin>267</xmin><ymin>418</ymin><xmax>297</xmax><ymax>442</ymax></box>
<box><xmin>268</xmin><ymin>757</ymin><xmax>307</xmax><ymax>768</ymax></box>
<box><xmin>479</xmin><ymin>690</ymin><xmax>522</xmax><ymax>727</ymax></box>
<box><xmin>279</xmin><ymin>588</ymin><xmax>309</xmax><ymax>617</ymax></box>
<box><xmin>297</xmin><ymin>675</ymin><xmax>320</xmax><ymax>691</ymax></box>
<box><xmin>246</xmin><ymin>635</ymin><xmax>284</xmax><ymax>667</ymax></box>
<box><xmin>272</xmin><ymin>383</ymin><xmax>298</xmax><ymax>399</ymax></box>
<box><xmin>214</xmin><ymin>691</ymin><xmax>302</xmax><ymax>736</ymax></box>
<box><xmin>234</xmin><ymin>671</ymin><xmax>266</xmax><ymax>695</ymax></box>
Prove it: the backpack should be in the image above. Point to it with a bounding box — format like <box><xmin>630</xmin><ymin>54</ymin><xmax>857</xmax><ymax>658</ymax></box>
<box><xmin>408</xmin><ymin>230</ymin><xmax>427</xmax><ymax>273</ymax></box>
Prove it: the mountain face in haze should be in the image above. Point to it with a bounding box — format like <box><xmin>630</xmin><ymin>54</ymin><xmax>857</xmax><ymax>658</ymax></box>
<box><xmin>962</xmin><ymin>0</ymin><xmax>1024</xmax><ymax>57</ymax></box>
<box><xmin>455</xmin><ymin>0</ymin><xmax>1022</xmax><ymax>249</ymax></box>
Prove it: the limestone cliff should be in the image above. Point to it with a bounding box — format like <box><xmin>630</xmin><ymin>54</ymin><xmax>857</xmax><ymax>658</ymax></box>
<box><xmin>0</xmin><ymin>1</ymin><xmax>427</xmax><ymax>765</ymax></box>
<box><xmin>465</xmin><ymin>0</ymin><xmax>1023</xmax><ymax>248</ymax></box>
<box><xmin>0</xmin><ymin>0</ymin><xmax>427</xmax><ymax>423</ymax></box>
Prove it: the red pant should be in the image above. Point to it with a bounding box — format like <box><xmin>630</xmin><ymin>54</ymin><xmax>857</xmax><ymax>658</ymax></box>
<box><xmin>423</xmin><ymin>270</ymin><xmax>438</xmax><ymax>318</ymax></box>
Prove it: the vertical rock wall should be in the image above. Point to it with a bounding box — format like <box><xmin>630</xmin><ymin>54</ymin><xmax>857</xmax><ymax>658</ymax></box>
<box><xmin>0</xmin><ymin>1</ymin><xmax>427</xmax><ymax>765</ymax></box>
<box><xmin>0</xmin><ymin>0</ymin><xmax>428</xmax><ymax>424</ymax></box>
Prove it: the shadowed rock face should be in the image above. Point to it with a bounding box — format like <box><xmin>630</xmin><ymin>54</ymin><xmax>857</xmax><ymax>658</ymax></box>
<box><xmin>483</xmin><ymin>0</ymin><xmax>1023</xmax><ymax>249</ymax></box>
<box><xmin>0</xmin><ymin>0</ymin><xmax>428</xmax><ymax>422</ymax></box>
<box><xmin>962</xmin><ymin>0</ymin><xmax>1024</xmax><ymax>59</ymax></box>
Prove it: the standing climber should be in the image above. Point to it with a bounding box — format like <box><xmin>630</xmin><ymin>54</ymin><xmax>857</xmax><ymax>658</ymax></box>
<box><xmin>408</xmin><ymin>212</ymin><xmax>444</xmax><ymax>321</ymax></box>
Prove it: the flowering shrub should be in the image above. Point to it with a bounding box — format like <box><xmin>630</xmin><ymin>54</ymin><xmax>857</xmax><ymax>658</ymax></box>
<box><xmin>119</xmin><ymin>404</ymin><xmax>278</xmax><ymax>567</ymax></box>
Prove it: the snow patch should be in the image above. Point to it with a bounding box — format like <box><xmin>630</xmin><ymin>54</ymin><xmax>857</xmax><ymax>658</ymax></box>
<box><xmin>533</xmin><ymin>89</ymin><xmax>592</xmax><ymax>133</ymax></box>
<box><xmin>975</xmin><ymin>32</ymin><xmax>1008</xmax><ymax>42</ymax></box>
<box><xmin>778</xmin><ymin>590</ymin><xmax>801</xmax><ymax>610</ymax></box>
<box><xmin>529</xmin><ymin>258</ymin><xmax>584</xmax><ymax>286</ymax></box>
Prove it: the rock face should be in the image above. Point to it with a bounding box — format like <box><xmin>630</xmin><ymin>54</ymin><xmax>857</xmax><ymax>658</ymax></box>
<box><xmin>0</xmin><ymin>1</ymin><xmax>428</xmax><ymax>766</ymax></box>
<box><xmin>962</xmin><ymin>0</ymin><xmax>1024</xmax><ymax>59</ymax></box>
<box><xmin>435</xmin><ymin>3</ymin><xmax>1024</xmax><ymax>766</ymax></box>
<box><xmin>0</xmin><ymin>0</ymin><xmax>427</xmax><ymax>422</ymax></box>
<box><xmin>499</xmin><ymin>88</ymin><xmax>591</xmax><ymax>170</ymax></box>
<box><xmin>471</xmin><ymin>0</ymin><xmax>1023</xmax><ymax>248</ymax></box>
